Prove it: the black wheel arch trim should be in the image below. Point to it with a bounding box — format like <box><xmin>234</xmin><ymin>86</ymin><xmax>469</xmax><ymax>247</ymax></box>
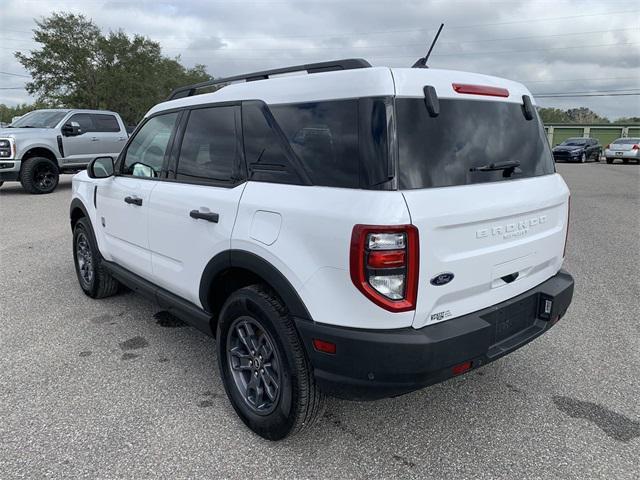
<box><xmin>199</xmin><ymin>249</ymin><xmax>312</xmax><ymax>320</ymax></box>
<box><xmin>70</xmin><ymin>198</ymin><xmax>91</xmax><ymax>227</ymax></box>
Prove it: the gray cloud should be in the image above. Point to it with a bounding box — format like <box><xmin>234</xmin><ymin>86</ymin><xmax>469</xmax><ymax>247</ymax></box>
<box><xmin>1</xmin><ymin>0</ymin><xmax>639</xmax><ymax>118</ymax></box>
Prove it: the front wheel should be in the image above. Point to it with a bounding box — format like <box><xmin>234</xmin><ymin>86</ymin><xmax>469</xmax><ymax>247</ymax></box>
<box><xmin>73</xmin><ymin>218</ymin><xmax>119</xmax><ymax>298</ymax></box>
<box><xmin>217</xmin><ymin>285</ymin><xmax>325</xmax><ymax>440</ymax></box>
<box><xmin>580</xmin><ymin>153</ymin><xmax>587</xmax><ymax>163</ymax></box>
<box><xmin>20</xmin><ymin>156</ymin><xmax>59</xmax><ymax>194</ymax></box>
<box><xmin>606</xmin><ymin>158</ymin><xmax>614</xmax><ymax>164</ymax></box>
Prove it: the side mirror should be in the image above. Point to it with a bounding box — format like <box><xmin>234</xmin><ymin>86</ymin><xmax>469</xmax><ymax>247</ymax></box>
<box><xmin>87</xmin><ymin>156</ymin><xmax>114</xmax><ymax>179</ymax></box>
<box><xmin>62</xmin><ymin>121</ymin><xmax>82</xmax><ymax>137</ymax></box>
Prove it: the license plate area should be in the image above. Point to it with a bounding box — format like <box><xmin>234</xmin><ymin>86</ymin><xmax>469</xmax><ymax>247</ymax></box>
<box><xmin>616</xmin><ymin>152</ymin><xmax>624</xmax><ymax>156</ymax></box>
<box><xmin>482</xmin><ymin>295</ymin><xmax>538</xmax><ymax>344</ymax></box>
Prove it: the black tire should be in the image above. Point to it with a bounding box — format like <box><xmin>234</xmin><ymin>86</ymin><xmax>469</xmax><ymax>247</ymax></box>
<box><xmin>217</xmin><ymin>284</ymin><xmax>325</xmax><ymax>440</ymax></box>
<box><xmin>0</xmin><ymin>181</ymin><xmax>3</xmax><ymax>188</ymax></box>
<box><xmin>20</xmin><ymin>156</ymin><xmax>59</xmax><ymax>194</ymax></box>
<box><xmin>623</xmin><ymin>159</ymin><xmax>629</xmax><ymax>164</ymax></box>
<box><xmin>73</xmin><ymin>217</ymin><xmax>119</xmax><ymax>298</ymax></box>
<box><xmin>606</xmin><ymin>158</ymin><xmax>614</xmax><ymax>164</ymax></box>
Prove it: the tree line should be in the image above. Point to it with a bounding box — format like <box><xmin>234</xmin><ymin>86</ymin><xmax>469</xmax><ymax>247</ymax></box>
<box><xmin>3</xmin><ymin>12</ymin><xmax>210</xmax><ymax>125</ymax></box>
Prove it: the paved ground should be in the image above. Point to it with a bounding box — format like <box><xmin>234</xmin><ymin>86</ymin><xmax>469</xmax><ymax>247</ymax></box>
<box><xmin>1</xmin><ymin>163</ymin><xmax>639</xmax><ymax>479</ymax></box>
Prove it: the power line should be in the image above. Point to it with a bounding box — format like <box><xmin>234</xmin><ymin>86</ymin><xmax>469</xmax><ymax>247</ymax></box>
<box><xmin>0</xmin><ymin>71</ymin><xmax>31</xmax><ymax>78</ymax></box>
<box><xmin>536</xmin><ymin>93</ymin><xmax>640</xmax><ymax>97</ymax></box>
<box><xmin>2</xmin><ymin>10</ymin><xmax>637</xmax><ymax>41</ymax></box>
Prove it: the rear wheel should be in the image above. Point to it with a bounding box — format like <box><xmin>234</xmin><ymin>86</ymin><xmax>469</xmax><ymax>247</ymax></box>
<box><xmin>623</xmin><ymin>159</ymin><xmax>629</xmax><ymax>164</ymax></box>
<box><xmin>606</xmin><ymin>158</ymin><xmax>614</xmax><ymax>164</ymax></box>
<box><xmin>20</xmin><ymin>156</ymin><xmax>59</xmax><ymax>194</ymax></box>
<box><xmin>73</xmin><ymin>218</ymin><xmax>119</xmax><ymax>298</ymax></box>
<box><xmin>217</xmin><ymin>285</ymin><xmax>325</xmax><ymax>440</ymax></box>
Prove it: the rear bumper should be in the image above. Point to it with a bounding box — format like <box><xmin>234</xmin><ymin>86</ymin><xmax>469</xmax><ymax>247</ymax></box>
<box><xmin>296</xmin><ymin>270</ymin><xmax>574</xmax><ymax>400</ymax></box>
<box><xmin>604</xmin><ymin>150</ymin><xmax>639</xmax><ymax>159</ymax></box>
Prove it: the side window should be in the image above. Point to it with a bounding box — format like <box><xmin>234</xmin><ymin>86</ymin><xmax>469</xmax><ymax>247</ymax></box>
<box><xmin>91</xmin><ymin>114</ymin><xmax>121</xmax><ymax>133</ymax></box>
<box><xmin>67</xmin><ymin>113</ymin><xmax>94</xmax><ymax>133</ymax></box>
<box><xmin>176</xmin><ymin>106</ymin><xmax>239</xmax><ymax>184</ymax></box>
<box><xmin>271</xmin><ymin>100</ymin><xmax>359</xmax><ymax>188</ymax></box>
<box><xmin>122</xmin><ymin>112</ymin><xmax>179</xmax><ymax>178</ymax></box>
<box><xmin>242</xmin><ymin>102</ymin><xmax>304</xmax><ymax>185</ymax></box>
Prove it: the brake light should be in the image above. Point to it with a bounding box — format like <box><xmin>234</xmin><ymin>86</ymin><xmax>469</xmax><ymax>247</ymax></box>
<box><xmin>452</xmin><ymin>83</ymin><xmax>509</xmax><ymax>98</ymax></box>
<box><xmin>563</xmin><ymin>196</ymin><xmax>571</xmax><ymax>258</ymax></box>
<box><xmin>633</xmin><ymin>144</ymin><xmax>639</xmax><ymax>150</ymax></box>
<box><xmin>350</xmin><ymin>225</ymin><xmax>419</xmax><ymax>312</ymax></box>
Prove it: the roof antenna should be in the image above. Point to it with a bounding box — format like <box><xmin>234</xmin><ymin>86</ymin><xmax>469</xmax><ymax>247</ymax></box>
<box><xmin>412</xmin><ymin>23</ymin><xmax>444</xmax><ymax>68</ymax></box>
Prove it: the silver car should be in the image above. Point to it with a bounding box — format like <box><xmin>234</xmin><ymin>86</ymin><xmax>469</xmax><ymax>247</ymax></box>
<box><xmin>604</xmin><ymin>138</ymin><xmax>640</xmax><ymax>164</ymax></box>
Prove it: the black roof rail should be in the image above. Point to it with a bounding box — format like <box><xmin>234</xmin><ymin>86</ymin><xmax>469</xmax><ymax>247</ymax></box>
<box><xmin>166</xmin><ymin>58</ymin><xmax>372</xmax><ymax>101</ymax></box>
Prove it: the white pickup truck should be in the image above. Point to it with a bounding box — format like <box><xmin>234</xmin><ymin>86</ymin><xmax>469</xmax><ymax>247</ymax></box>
<box><xmin>0</xmin><ymin>109</ymin><xmax>128</xmax><ymax>193</ymax></box>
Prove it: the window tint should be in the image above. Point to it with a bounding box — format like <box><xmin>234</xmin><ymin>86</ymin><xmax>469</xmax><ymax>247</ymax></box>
<box><xmin>91</xmin><ymin>114</ymin><xmax>120</xmax><ymax>132</ymax></box>
<box><xmin>271</xmin><ymin>100</ymin><xmax>359</xmax><ymax>188</ymax></box>
<box><xmin>397</xmin><ymin>98</ymin><xmax>555</xmax><ymax>189</ymax></box>
<box><xmin>122</xmin><ymin>112</ymin><xmax>179</xmax><ymax>178</ymax></box>
<box><xmin>176</xmin><ymin>106</ymin><xmax>239</xmax><ymax>184</ymax></box>
<box><xmin>242</xmin><ymin>102</ymin><xmax>304</xmax><ymax>185</ymax></box>
<box><xmin>68</xmin><ymin>113</ymin><xmax>94</xmax><ymax>133</ymax></box>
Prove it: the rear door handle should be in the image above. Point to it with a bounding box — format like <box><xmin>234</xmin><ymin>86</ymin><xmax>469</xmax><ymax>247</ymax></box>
<box><xmin>190</xmin><ymin>210</ymin><xmax>219</xmax><ymax>223</ymax></box>
<box><xmin>124</xmin><ymin>196</ymin><xmax>143</xmax><ymax>206</ymax></box>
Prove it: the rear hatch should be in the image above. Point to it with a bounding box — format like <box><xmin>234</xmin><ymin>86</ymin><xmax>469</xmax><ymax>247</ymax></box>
<box><xmin>609</xmin><ymin>139</ymin><xmax>639</xmax><ymax>151</ymax></box>
<box><xmin>395</xmin><ymin>93</ymin><xmax>569</xmax><ymax>328</ymax></box>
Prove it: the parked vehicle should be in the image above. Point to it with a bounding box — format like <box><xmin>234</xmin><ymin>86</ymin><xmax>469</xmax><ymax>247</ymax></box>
<box><xmin>0</xmin><ymin>109</ymin><xmax>128</xmax><ymax>193</ymax></box>
<box><xmin>70</xmin><ymin>59</ymin><xmax>574</xmax><ymax>440</ymax></box>
<box><xmin>604</xmin><ymin>137</ymin><xmax>640</xmax><ymax>164</ymax></box>
<box><xmin>552</xmin><ymin>137</ymin><xmax>601</xmax><ymax>163</ymax></box>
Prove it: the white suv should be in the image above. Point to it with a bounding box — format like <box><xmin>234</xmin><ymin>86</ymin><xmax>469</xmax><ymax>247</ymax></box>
<box><xmin>70</xmin><ymin>59</ymin><xmax>574</xmax><ymax>440</ymax></box>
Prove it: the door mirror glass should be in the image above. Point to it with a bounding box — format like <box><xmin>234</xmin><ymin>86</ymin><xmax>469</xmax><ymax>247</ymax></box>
<box><xmin>62</xmin><ymin>121</ymin><xmax>82</xmax><ymax>137</ymax></box>
<box><xmin>88</xmin><ymin>156</ymin><xmax>114</xmax><ymax>178</ymax></box>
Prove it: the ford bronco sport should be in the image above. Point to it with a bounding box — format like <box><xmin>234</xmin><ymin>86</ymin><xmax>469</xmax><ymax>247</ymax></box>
<box><xmin>0</xmin><ymin>109</ymin><xmax>127</xmax><ymax>194</ymax></box>
<box><xmin>69</xmin><ymin>59</ymin><xmax>574</xmax><ymax>440</ymax></box>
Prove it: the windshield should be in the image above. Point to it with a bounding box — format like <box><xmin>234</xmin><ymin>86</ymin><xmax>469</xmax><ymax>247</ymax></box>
<box><xmin>612</xmin><ymin>138</ymin><xmax>640</xmax><ymax>145</ymax></box>
<box><xmin>396</xmin><ymin>98</ymin><xmax>555</xmax><ymax>189</ymax></box>
<box><xmin>10</xmin><ymin>111</ymin><xmax>67</xmax><ymax>128</ymax></box>
<box><xmin>560</xmin><ymin>139</ymin><xmax>587</xmax><ymax>146</ymax></box>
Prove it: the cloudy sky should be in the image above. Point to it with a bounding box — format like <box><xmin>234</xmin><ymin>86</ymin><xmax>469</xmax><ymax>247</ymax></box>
<box><xmin>1</xmin><ymin>0</ymin><xmax>639</xmax><ymax>119</ymax></box>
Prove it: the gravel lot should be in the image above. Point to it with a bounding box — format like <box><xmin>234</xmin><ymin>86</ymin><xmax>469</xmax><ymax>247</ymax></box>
<box><xmin>1</xmin><ymin>163</ymin><xmax>638</xmax><ymax>479</ymax></box>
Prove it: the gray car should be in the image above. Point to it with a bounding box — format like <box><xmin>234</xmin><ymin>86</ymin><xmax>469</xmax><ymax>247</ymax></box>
<box><xmin>0</xmin><ymin>109</ymin><xmax>128</xmax><ymax>194</ymax></box>
<box><xmin>604</xmin><ymin>138</ymin><xmax>640</xmax><ymax>164</ymax></box>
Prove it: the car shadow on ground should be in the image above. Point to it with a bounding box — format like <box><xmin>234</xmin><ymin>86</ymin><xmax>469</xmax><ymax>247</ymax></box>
<box><xmin>0</xmin><ymin>181</ymin><xmax>72</xmax><ymax>195</ymax></box>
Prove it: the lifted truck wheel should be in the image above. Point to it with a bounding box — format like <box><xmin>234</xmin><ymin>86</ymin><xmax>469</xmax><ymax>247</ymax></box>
<box><xmin>73</xmin><ymin>217</ymin><xmax>119</xmax><ymax>298</ymax></box>
<box><xmin>20</xmin><ymin>156</ymin><xmax>59</xmax><ymax>194</ymax></box>
<box><xmin>217</xmin><ymin>285</ymin><xmax>325</xmax><ymax>440</ymax></box>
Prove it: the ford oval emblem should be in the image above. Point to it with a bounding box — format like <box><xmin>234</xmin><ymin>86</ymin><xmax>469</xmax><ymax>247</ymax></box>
<box><xmin>430</xmin><ymin>272</ymin><xmax>454</xmax><ymax>286</ymax></box>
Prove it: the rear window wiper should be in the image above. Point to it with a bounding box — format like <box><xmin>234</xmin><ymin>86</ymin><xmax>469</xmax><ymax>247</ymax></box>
<box><xmin>470</xmin><ymin>160</ymin><xmax>521</xmax><ymax>172</ymax></box>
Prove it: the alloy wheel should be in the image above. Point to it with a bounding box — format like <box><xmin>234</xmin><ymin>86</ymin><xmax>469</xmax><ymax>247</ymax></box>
<box><xmin>76</xmin><ymin>232</ymin><xmax>94</xmax><ymax>288</ymax></box>
<box><xmin>227</xmin><ymin>316</ymin><xmax>281</xmax><ymax>415</ymax></box>
<box><xmin>34</xmin><ymin>163</ymin><xmax>56</xmax><ymax>191</ymax></box>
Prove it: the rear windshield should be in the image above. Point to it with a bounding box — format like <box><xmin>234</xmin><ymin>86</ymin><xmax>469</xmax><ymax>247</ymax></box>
<box><xmin>396</xmin><ymin>98</ymin><xmax>555</xmax><ymax>189</ymax></box>
<box><xmin>612</xmin><ymin>138</ymin><xmax>640</xmax><ymax>145</ymax></box>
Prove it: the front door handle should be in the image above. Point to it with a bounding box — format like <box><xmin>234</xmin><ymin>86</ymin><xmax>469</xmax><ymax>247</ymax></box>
<box><xmin>124</xmin><ymin>196</ymin><xmax>143</xmax><ymax>206</ymax></box>
<box><xmin>190</xmin><ymin>210</ymin><xmax>219</xmax><ymax>223</ymax></box>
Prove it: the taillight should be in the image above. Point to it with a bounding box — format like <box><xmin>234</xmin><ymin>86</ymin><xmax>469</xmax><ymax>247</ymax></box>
<box><xmin>452</xmin><ymin>83</ymin><xmax>509</xmax><ymax>97</ymax></box>
<box><xmin>563</xmin><ymin>196</ymin><xmax>571</xmax><ymax>258</ymax></box>
<box><xmin>350</xmin><ymin>225</ymin><xmax>419</xmax><ymax>312</ymax></box>
<box><xmin>605</xmin><ymin>144</ymin><xmax>610</xmax><ymax>149</ymax></box>
<box><xmin>633</xmin><ymin>144</ymin><xmax>639</xmax><ymax>150</ymax></box>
